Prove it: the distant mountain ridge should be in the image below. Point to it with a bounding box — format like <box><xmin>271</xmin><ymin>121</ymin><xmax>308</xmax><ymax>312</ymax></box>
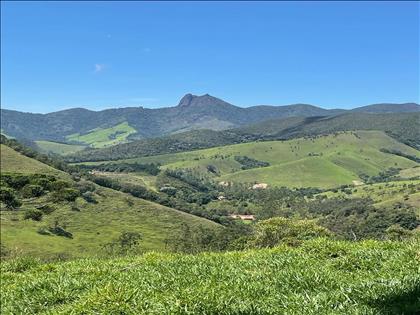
<box><xmin>1</xmin><ymin>93</ymin><xmax>419</xmax><ymax>145</ymax></box>
<box><xmin>66</xmin><ymin>112</ymin><xmax>420</xmax><ymax>162</ymax></box>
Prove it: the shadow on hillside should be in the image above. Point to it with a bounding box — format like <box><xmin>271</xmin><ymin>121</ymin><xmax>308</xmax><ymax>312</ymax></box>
<box><xmin>368</xmin><ymin>284</ymin><xmax>420</xmax><ymax>315</ymax></box>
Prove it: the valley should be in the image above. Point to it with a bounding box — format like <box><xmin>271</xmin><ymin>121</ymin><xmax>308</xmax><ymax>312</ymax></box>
<box><xmin>1</xmin><ymin>111</ymin><xmax>419</xmax><ymax>315</ymax></box>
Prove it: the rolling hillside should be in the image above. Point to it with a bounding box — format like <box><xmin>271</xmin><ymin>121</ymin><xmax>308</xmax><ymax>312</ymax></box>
<box><xmin>67</xmin><ymin>112</ymin><xmax>420</xmax><ymax>162</ymax></box>
<box><xmin>0</xmin><ymin>144</ymin><xmax>219</xmax><ymax>259</ymax></box>
<box><xmin>1</xmin><ymin>93</ymin><xmax>418</xmax><ymax>146</ymax></box>
<box><xmin>78</xmin><ymin>131</ymin><xmax>420</xmax><ymax>189</ymax></box>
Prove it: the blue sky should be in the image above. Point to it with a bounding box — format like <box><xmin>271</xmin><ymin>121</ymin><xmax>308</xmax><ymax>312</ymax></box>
<box><xmin>1</xmin><ymin>1</ymin><xmax>419</xmax><ymax>113</ymax></box>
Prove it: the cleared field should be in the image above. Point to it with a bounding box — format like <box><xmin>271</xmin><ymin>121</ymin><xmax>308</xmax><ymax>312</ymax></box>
<box><xmin>75</xmin><ymin>131</ymin><xmax>420</xmax><ymax>188</ymax></box>
<box><xmin>1</xmin><ymin>238</ymin><xmax>419</xmax><ymax>314</ymax></box>
<box><xmin>66</xmin><ymin>122</ymin><xmax>136</xmax><ymax>148</ymax></box>
<box><xmin>35</xmin><ymin>141</ymin><xmax>86</xmax><ymax>155</ymax></box>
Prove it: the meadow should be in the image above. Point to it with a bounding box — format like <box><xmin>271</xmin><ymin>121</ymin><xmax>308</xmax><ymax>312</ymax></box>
<box><xmin>66</xmin><ymin>122</ymin><xmax>137</xmax><ymax>148</ymax></box>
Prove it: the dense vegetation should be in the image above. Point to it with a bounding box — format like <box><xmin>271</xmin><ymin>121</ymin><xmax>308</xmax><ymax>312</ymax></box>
<box><xmin>78</xmin><ymin>162</ymin><xmax>161</xmax><ymax>175</ymax></box>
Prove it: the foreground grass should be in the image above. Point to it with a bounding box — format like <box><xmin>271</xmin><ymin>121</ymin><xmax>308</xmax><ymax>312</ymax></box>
<box><xmin>1</xmin><ymin>239</ymin><xmax>419</xmax><ymax>314</ymax></box>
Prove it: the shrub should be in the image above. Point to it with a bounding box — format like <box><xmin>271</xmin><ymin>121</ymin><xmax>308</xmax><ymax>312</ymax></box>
<box><xmin>82</xmin><ymin>191</ymin><xmax>97</xmax><ymax>203</ymax></box>
<box><xmin>37</xmin><ymin>227</ymin><xmax>51</xmax><ymax>235</ymax></box>
<box><xmin>0</xmin><ymin>187</ymin><xmax>22</xmax><ymax>209</ymax></box>
<box><xmin>50</xmin><ymin>180</ymin><xmax>71</xmax><ymax>191</ymax></box>
<box><xmin>36</xmin><ymin>204</ymin><xmax>55</xmax><ymax>214</ymax></box>
<box><xmin>385</xmin><ymin>224</ymin><xmax>412</xmax><ymax>241</ymax></box>
<box><xmin>76</xmin><ymin>180</ymin><xmax>96</xmax><ymax>193</ymax></box>
<box><xmin>52</xmin><ymin>188</ymin><xmax>80</xmax><ymax>202</ymax></box>
<box><xmin>22</xmin><ymin>184</ymin><xmax>44</xmax><ymax>198</ymax></box>
<box><xmin>48</xmin><ymin>226</ymin><xmax>73</xmax><ymax>238</ymax></box>
<box><xmin>24</xmin><ymin>209</ymin><xmax>43</xmax><ymax>221</ymax></box>
<box><xmin>249</xmin><ymin>217</ymin><xmax>332</xmax><ymax>248</ymax></box>
<box><xmin>104</xmin><ymin>231</ymin><xmax>142</xmax><ymax>255</ymax></box>
<box><xmin>1</xmin><ymin>174</ymin><xmax>29</xmax><ymax>190</ymax></box>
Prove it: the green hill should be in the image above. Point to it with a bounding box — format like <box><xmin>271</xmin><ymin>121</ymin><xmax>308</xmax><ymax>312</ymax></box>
<box><xmin>66</xmin><ymin>112</ymin><xmax>420</xmax><ymax>162</ymax></box>
<box><xmin>1</xmin><ymin>238</ymin><xmax>419</xmax><ymax>314</ymax></box>
<box><xmin>0</xmin><ymin>144</ymin><xmax>69</xmax><ymax>179</ymax></box>
<box><xmin>79</xmin><ymin>131</ymin><xmax>420</xmax><ymax>189</ymax></box>
<box><xmin>0</xmin><ymin>145</ymin><xmax>219</xmax><ymax>259</ymax></box>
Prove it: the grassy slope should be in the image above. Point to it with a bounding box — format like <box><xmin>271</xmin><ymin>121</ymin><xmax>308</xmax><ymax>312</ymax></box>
<box><xmin>76</xmin><ymin>131</ymin><xmax>420</xmax><ymax>188</ymax></box>
<box><xmin>66</xmin><ymin>122</ymin><xmax>136</xmax><ymax>148</ymax></box>
<box><xmin>399</xmin><ymin>166</ymin><xmax>420</xmax><ymax>179</ymax></box>
<box><xmin>0</xmin><ymin>146</ymin><xmax>219</xmax><ymax>259</ymax></box>
<box><xmin>1</xmin><ymin>187</ymin><xmax>218</xmax><ymax>259</ymax></box>
<box><xmin>35</xmin><ymin>141</ymin><xmax>86</xmax><ymax>155</ymax></box>
<box><xmin>0</xmin><ymin>144</ymin><xmax>69</xmax><ymax>179</ymax></box>
<box><xmin>1</xmin><ymin>238</ymin><xmax>419</xmax><ymax>314</ymax></box>
<box><xmin>321</xmin><ymin>180</ymin><xmax>420</xmax><ymax>209</ymax></box>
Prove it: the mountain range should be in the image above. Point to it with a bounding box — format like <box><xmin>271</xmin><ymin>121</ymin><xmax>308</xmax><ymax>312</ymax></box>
<box><xmin>1</xmin><ymin>93</ymin><xmax>419</xmax><ymax>145</ymax></box>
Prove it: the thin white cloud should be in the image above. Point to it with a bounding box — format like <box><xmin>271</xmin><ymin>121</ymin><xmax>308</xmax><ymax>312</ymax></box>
<box><xmin>94</xmin><ymin>64</ymin><xmax>106</xmax><ymax>73</ymax></box>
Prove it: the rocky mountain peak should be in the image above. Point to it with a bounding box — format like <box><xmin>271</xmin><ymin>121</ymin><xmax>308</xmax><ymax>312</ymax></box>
<box><xmin>177</xmin><ymin>93</ymin><xmax>228</xmax><ymax>107</ymax></box>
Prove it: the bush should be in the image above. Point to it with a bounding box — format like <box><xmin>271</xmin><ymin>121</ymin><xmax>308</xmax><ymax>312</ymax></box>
<box><xmin>50</xmin><ymin>180</ymin><xmax>71</xmax><ymax>191</ymax></box>
<box><xmin>0</xmin><ymin>187</ymin><xmax>22</xmax><ymax>209</ymax></box>
<box><xmin>52</xmin><ymin>188</ymin><xmax>80</xmax><ymax>202</ymax></box>
<box><xmin>1</xmin><ymin>174</ymin><xmax>29</xmax><ymax>190</ymax></box>
<box><xmin>22</xmin><ymin>184</ymin><xmax>44</xmax><ymax>198</ymax></box>
<box><xmin>249</xmin><ymin>217</ymin><xmax>332</xmax><ymax>248</ymax></box>
<box><xmin>24</xmin><ymin>209</ymin><xmax>43</xmax><ymax>221</ymax></box>
<box><xmin>104</xmin><ymin>231</ymin><xmax>142</xmax><ymax>255</ymax></box>
<box><xmin>48</xmin><ymin>226</ymin><xmax>73</xmax><ymax>238</ymax></box>
<box><xmin>76</xmin><ymin>181</ymin><xmax>96</xmax><ymax>193</ymax></box>
<box><xmin>37</xmin><ymin>227</ymin><xmax>51</xmax><ymax>235</ymax></box>
<box><xmin>82</xmin><ymin>191</ymin><xmax>97</xmax><ymax>203</ymax></box>
<box><xmin>36</xmin><ymin>204</ymin><xmax>55</xmax><ymax>214</ymax></box>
